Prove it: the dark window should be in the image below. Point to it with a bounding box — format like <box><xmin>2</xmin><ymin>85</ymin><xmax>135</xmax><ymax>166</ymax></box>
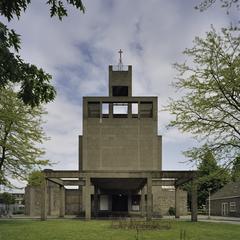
<box><xmin>88</xmin><ymin>102</ymin><xmax>100</xmax><ymax>118</ymax></box>
<box><xmin>112</xmin><ymin>86</ymin><xmax>128</xmax><ymax>96</ymax></box>
<box><xmin>140</xmin><ymin>102</ymin><xmax>153</xmax><ymax>118</ymax></box>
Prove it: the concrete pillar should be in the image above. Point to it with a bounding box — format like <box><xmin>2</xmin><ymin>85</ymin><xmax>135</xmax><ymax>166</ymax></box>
<box><xmin>146</xmin><ymin>176</ymin><xmax>152</xmax><ymax>220</ymax></box>
<box><xmin>28</xmin><ymin>186</ymin><xmax>35</xmax><ymax>216</ymax></box>
<box><xmin>128</xmin><ymin>103</ymin><xmax>132</xmax><ymax>118</ymax></box>
<box><xmin>191</xmin><ymin>182</ymin><xmax>198</xmax><ymax>222</ymax></box>
<box><xmin>93</xmin><ymin>185</ymin><xmax>98</xmax><ymax>217</ymax></box>
<box><xmin>109</xmin><ymin>103</ymin><xmax>113</xmax><ymax>117</ymax></box>
<box><xmin>79</xmin><ymin>186</ymin><xmax>83</xmax><ymax>214</ymax></box>
<box><xmin>48</xmin><ymin>186</ymin><xmax>53</xmax><ymax>216</ymax></box>
<box><xmin>41</xmin><ymin>178</ymin><xmax>48</xmax><ymax>221</ymax></box>
<box><xmin>85</xmin><ymin>176</ymin><xmax>91</xmax><ymax>219</ymax></box>
<box><xmin>59</xmin><ymin>185</ymin><xmax>65</xmax><ymax>217</ymax></box>
<box><xmin>140</xmin><ymin>187</ymin><xmax>145</xmax><ymax>217</ymax></box>
<box><xmin>175</xmin><ymin>185</ymin><xmax>180</xmax><ymax>219</ymax></box>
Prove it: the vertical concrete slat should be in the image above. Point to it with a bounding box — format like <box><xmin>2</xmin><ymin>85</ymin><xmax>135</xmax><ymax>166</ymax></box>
<box><xmin>59</xmin><ymin>185</ymin><xmax>65</xmax><ymax>217</ymax></box>
<box><xmin>41</xmin><ymin>178</ymin><xmax>47</xmax><ymax>221</ymax></box>
<box><xmin>140</xmin><ymin>187</ymin><xmax>145</xmax><ymax>217</ymax></box>
<box><xmin>85</xmin><ymin>176</ymin><xmax>91</xmax><ymax>219</ymax></box>
<box><xmin>93</xmin><ymin>185</ymin><xmax>98</xmax><ymax>217</ymax></box>
<box><xmin>147</xmin><ymin>176</ymin><xmax>152</xmax><ymax>220</ymax></box>
<box><xmin>191</xmin><ymin>182</ymin><xmax>198</xmax><ymax>222</ymax></box>
<box><xmin>175</xmin><ymin>185</ymin><xmax>180</xmax><ymax>219</ymax></box>
<box><xmin>79</xmin><ymin>136</ymin><xmax>83</xmax><ymax>171</ymax></box>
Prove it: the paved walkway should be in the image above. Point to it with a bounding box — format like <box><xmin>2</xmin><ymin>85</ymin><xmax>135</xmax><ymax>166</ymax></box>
<box><xmin>1</xmin><ymin>214</ymin><xmax>240</xmax><ymax>224</ymax></box>
<box><xmin>163</xmin><ymin>215</ymin><xmax>240</xmax><ymax>224</ymax></box>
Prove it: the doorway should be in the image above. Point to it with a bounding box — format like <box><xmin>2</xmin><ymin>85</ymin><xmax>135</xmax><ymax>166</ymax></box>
<box><xmin>112</xmin><ymin>194</ymin><xmax>128</xmax><ymax>212</ymax></box>
<box><xmin>222</xmin><ymin>202</ymin><xmax>229</xmax><ymax>216</ymax></box>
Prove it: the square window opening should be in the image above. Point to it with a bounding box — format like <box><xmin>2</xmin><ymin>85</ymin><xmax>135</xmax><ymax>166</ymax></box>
<box><xmin>112</xmin><ymin>86</ymin><xmax>128</xmax><ymax>96</ymax></box>
<box><xmin>113</xmin><ymin>103</ymin><xmax>128</xmax><ymax>118</ymax></box>
<box><xmin>102</xmin><ymin>103</ymin><xmax>109</xmax><ymax>118</ymax></box>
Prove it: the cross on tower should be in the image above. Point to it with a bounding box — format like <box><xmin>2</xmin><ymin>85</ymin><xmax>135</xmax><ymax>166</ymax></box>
<box><xmin>118</xmin><ymin>49</ymin><xmax>123</xmax><ymax>64</ymax></box>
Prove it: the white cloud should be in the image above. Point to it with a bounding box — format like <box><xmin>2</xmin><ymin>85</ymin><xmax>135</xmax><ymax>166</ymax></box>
<box><xmin>2</xmin><ymin>0</ymin><xmax>231</xmax><ymax>186</ymax></box>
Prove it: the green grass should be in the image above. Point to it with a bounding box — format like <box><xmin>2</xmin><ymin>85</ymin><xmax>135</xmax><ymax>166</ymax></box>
<box><xmin>0</xmin><ymin>219</ymin><xmax>239</xmax><ymax>240</ymax></box>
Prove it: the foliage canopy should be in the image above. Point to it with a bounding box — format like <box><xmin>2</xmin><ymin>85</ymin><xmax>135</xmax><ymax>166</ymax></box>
<box><xmin>0</xmin><ymin>88</ymin><xmax>49</xmax><ymax>185</ymax></box>
<box><xmin>167</xmin><ymin>27</ymin><xmax>240</xmax><ymax>165</ymax></box>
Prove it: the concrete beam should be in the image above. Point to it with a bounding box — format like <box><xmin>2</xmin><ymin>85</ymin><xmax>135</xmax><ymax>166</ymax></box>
<box><xmin>152</xmin><ymin>180</ymin><xmax>175</xmax><ymax>186</ymax></box>
<box><xmin>44</xmin><ymin>170</ymin><xmax>197</xmax><ymax>180</ymax></box>
<box><xmin>47</xmin><ymin>178</ymin><xmax>64</xmax><ymax>186</ymax></box>
<box><xmin>62</xmin><ymin>180</ymin><xmax>85</xmax><ymax>186</ymax></box>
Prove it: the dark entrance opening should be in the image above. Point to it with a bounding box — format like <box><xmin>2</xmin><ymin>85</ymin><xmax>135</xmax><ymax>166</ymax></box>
<box><xmin>112</xmin><ymin>194</ymin><xmax>128</xmax><ymax>212</ymax></box>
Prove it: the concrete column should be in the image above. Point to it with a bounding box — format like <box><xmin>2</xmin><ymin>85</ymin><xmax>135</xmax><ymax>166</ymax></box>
<box><xmin>146</xmin><ymin>176</ymin><xmax>152</xmax><ymax>220</ymax></box>
<box><xmin>93</xmin><ymin>185</ymin><xmax>98</xmax><ymax>217</ymax></box>
<box><xmin>79</xmin><ymin>186</ymin><xmax>83</xmax><ymax>214</ymax></box>
<box><xmin>48</xmin><ymin>186</ymin><xmax>54</xmax><ymax>216</ymax></box>
<box><xmin>29</xmin><ymin>187</ymin><xmax>35</xmax><ymax>217</ymax></box>
<box><xmin>85</xmin><ymin>176</ymin><xmax>91</xmax><ymax>219</ymax></box>
<box><xmin>109</xmin><ymin>103</ymin><xmax>113</xmax><ymax>117</ymax></box>
<box><xmin>140</xmin><ymin>187</ymin><xmax>145</xmax><ymax>217</ymax></box>
<box><xmin>191</xmin><ymin>182</ymin><xmax>198</xmax><ymax>222</ymax></box>
<box><xmin>128</xmin><ymin>103</ymin><xmax>132</xmax><ymax>118</ymax></box>
<box><xmin>41</xmin><ymin>178</ymin><xmax>48</xmax><ymax>221</ymax></box>
<box><xmin>175</xmin><ymin>185</ymin><xmax>180</xmax><ymax>219</ymax></box>
<box><xmin>59</xmin><ymin>185</ymin><xmax>65</xmax><ymax>217</ymax></box>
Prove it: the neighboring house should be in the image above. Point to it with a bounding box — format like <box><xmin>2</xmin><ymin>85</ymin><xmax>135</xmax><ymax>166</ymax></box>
<box><xmin>0</xmin><ymin>192</ymin><xmax>25</xmax><ymax>215</ymax></box>
<box><xmin>209</xmin><ymin>182</ymin><xmax>240</xmax><ymax>217</ymax></box>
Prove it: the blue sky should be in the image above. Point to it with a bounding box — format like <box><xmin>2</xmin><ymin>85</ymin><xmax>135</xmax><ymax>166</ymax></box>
<box><xmin>2</xmin><ymin>1</ymin><xmax>234</xmax><ymax>184</ymax></box>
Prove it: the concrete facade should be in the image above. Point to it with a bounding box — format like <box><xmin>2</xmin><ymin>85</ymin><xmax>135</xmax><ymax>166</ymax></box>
<box><xmin>25</xmin><ymin>63</ymin><xmax>198</xmax><ymax>221</ymax></box>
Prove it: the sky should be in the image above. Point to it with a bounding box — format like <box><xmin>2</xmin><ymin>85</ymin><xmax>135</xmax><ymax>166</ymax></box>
<box><xmin>1</xmin><ymin>0</ymin><xmax>235</xmax><ymax>188</ymax></box>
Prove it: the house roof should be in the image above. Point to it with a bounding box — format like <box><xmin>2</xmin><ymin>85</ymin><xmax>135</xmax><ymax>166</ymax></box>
<box><xmin>211</xmin><ymin>181</ymin><xmax>240</xmax><ymax>200</ymax></box>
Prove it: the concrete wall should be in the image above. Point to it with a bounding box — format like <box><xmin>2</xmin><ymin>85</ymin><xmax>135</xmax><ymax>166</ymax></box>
<box><xmin>25</xmin><ymin>184</ymin><xmax>61</xmax><ymax>216</ymax></box>
<box><xmin>82</xmin><ymin>97</ymin><xmax>161</xmax><ymax>171</ymax></box>
<box><xmin>152</xmin><ymin>186</ymin><xmax>188</xmax><ymax>216</ymax></box>
<box><xmin>65</xmin><ymin>189</ymin><xmax>82</xmax><ymax>215</ymax></box>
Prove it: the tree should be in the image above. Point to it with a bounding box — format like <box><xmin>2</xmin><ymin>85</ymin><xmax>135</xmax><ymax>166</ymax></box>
<box><xmin>196</xmin><ymin>0</ymin><xmax>240</xmax><ymax>29</ymax></box>
<box><xmin>184</xmin><ymin>148</ymin><xmax>230</xmax><ymax>208</ymax></box>
<box><xmin>0</xmin><ymin>0</ymin><xmax>85</xmax><ymax>107</ymax></box>
<box><xmin>0</xmin><ymin>22</ymin><xmax>56</xmax><ymax>107</ymax></box>
<box><xmin>0</xmin><ymin>87</ymin><xmax>49</xmax><ymax>185</ymax></box>
<box><xmin>196</xmin><ymin>149</ymin><xmax>230</xmax><ymax>207</ymax></box>
<box><xmin>0</xmin><ymin>0</ymin><xmax>85</xmax><ymax>21</ymax></box>
<box><xmin>27</xmin><ymin>170</ymin><xmax>44</xmax><ymax>186</ymax></box>
<box><xmin>196</xmin><ymin>0</ymin><xmax>240</xmax><ymax>13</ymax></box>
<box><xmin>231</xmin><ymin>156</ymin><xmax>240</xmax><ymax>181</ymax></box>
<box><xmin>167</xmin><ymin>27</ymin><xmax>240</xmax><ymax>165</ymax></box>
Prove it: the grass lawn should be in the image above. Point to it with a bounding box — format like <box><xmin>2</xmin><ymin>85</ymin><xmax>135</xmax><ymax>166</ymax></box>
<box><xmin>0</xmin><ymin>219</ymin><xmax>239</xmax><ymax>240</ymax></box>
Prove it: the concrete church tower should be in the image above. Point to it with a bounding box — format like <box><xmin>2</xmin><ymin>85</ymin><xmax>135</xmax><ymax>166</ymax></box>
<box><xmin>80</xmin><ymin>52</ymin><xmax>162</xmax><ymax>171</ymax></box>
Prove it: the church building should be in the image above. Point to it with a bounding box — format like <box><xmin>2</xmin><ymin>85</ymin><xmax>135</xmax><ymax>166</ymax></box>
<box><xmin>25</xmin><ymin>52</ymin><xmax>198</xmax><ymax>221</ymax></box>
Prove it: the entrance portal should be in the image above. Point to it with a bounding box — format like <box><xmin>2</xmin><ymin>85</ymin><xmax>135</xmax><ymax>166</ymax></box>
<box><xmin>112</xmin><ymin>194</ymin><xmax>128</xmax><ymax>212</ymax></box>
